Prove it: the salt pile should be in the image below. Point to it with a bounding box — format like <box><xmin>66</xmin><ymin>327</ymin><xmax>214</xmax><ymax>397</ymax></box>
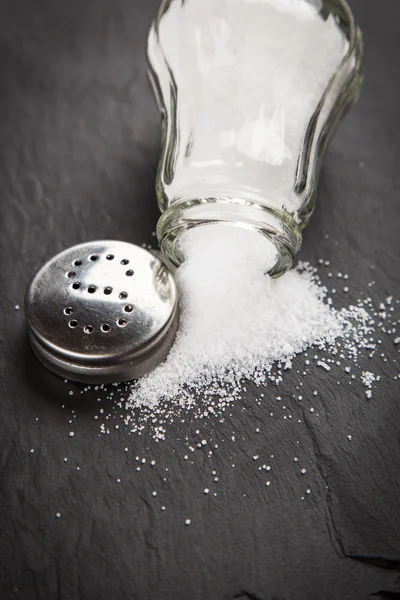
<box><xmin>126</xmin><ymin>226</ymin><xmax>373</xmax><ymax>418</ymax></box>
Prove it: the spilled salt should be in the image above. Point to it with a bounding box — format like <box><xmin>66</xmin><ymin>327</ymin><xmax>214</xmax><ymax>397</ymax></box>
<box><xmin>127</xmin><ymin>225</ymin><xmax>370</xmax><ymax>413</ymax></box>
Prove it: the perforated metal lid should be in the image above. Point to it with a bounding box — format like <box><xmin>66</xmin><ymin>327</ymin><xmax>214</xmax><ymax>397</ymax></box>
<box><xmin>25</xmin><ymin>240</ymin><xmax>179</xmax><ymax>383</ymax></box>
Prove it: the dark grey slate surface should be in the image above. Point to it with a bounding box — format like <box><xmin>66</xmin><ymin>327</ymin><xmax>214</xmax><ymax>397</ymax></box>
<box><xmin>0</xmin><ymin>1</ymin><xmax>399</xmax><ymax>599</ymax></box>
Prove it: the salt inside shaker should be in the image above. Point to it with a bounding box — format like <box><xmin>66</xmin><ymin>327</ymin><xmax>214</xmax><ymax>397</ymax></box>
<box><xmin>148</xmin><ymin>0</ymin><xmax>363</xmax><ymax>277</ymax></box>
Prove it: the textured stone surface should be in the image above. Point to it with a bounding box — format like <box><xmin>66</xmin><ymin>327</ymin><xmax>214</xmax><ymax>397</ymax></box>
<box><xmin>0</xmin><ymin>1</ymin><xmax>399</xmax><ymax>599</ymax></box>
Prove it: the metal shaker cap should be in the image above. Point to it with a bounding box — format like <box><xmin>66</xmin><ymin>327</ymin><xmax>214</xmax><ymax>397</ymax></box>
<box><xmin>25</xmin><ymin>240</ymin><xmax>179</xmax><ymax>383</ymax></box>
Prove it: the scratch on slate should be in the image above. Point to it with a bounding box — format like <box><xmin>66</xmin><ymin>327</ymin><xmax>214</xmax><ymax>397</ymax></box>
<box><xmin>303</xmin><ymin>412</ymin><xmax>400</xmax><ymax>576</ymax></box>
<box><xmin>301</xmin><ymin>410</ymin><xmax>347</xmax><ymax>559</ymax></box>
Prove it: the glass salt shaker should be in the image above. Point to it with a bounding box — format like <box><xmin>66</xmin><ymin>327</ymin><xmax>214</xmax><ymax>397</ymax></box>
<box><xmin>148</xmin><ymin>0</ymin><xmax>363</xmax><ymax>277</ymax></box>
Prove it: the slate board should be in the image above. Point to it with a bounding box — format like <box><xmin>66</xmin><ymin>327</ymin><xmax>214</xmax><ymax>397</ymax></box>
<box><xmin>0</xmin><ymin>1</ymin><xmax>399</xmax><ymax>599</ymax></box>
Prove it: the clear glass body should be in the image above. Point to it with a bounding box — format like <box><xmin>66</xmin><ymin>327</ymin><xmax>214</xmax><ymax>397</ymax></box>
<box><xmin>148</xmin><ymin>0</ymin><xmax>363</xmax><ymax>276</ymax></box>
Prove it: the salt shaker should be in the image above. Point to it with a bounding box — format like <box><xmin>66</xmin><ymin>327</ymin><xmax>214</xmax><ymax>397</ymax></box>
<box><xmin>148</xmin><ymin>0</ymin><xmax>363</xmax><ymax>276</ymax></box>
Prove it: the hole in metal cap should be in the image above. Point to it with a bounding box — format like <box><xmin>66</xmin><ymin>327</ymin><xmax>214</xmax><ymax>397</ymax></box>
<box><xmin>117</xmin><ymin>318</ymin><xmax>128</xmax><ymax>327</ymax></box>
<box><xmin>84</xmin><ymin>325</ymin><xmax>93</xmax><ymax>334</ymax></box>
<box><xmin>106</xmin><ymin>254</ymin><xmax>114</xmax><ymax>260</ymax></box>
<box><xmin>126</xmin><ymin>269</ymin><xmax>134</xmax><ymax>277</ymax></box>
<box><xmin>101</xmin><ymin>324</ymin><xmax>111</xmax><ymax>333</ymax></box>
<box><xmin>72</xmin><ymin>282</ymin><xmax>81</xmax><ymax>290</ymax></box>
<box><xmin>74</xmin><ymin>259</ymin><xmax>82</xmax><ymax>266</ymax></box>
<box><xmin>119</xmin><ymin>292</ymin><xmax>128</xmax><ymax>300</ymax></box>
<box><xmin>124</xmin><ymin>305</ymin><xmax>133</xmax><ymax>313</ymax></box>
<box><xmin>67</xmin><ymin>271</ymin><xmax>76</xmax><ymax>278</ymax></box>
<box><xmin>69</xmin><ymin>320</ymin><xmax>78</xmax><ymax>328</ymax></box>
<box><xmin>87</xmin><ymin>285</ymin><xmax>96</xmax><ymax>294</ymax></box>
<box><xmin>89</xmin><ymin>255</ymin><xmax>99</xmax><ymax>261</ymax></box>
<box><xmin>64</xmin><ymin>307</ymin><xmax>73</xmax><ymax>315</ymax></box>
<box><xmin>104</xmin><ymin>287</ymin><xmax>112</xmax><ymax>295</ymax></box>
<box><xmin>121</xmin><ymin>259</ymin><xmax>129</xmax><ymax>265</ymax></box>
